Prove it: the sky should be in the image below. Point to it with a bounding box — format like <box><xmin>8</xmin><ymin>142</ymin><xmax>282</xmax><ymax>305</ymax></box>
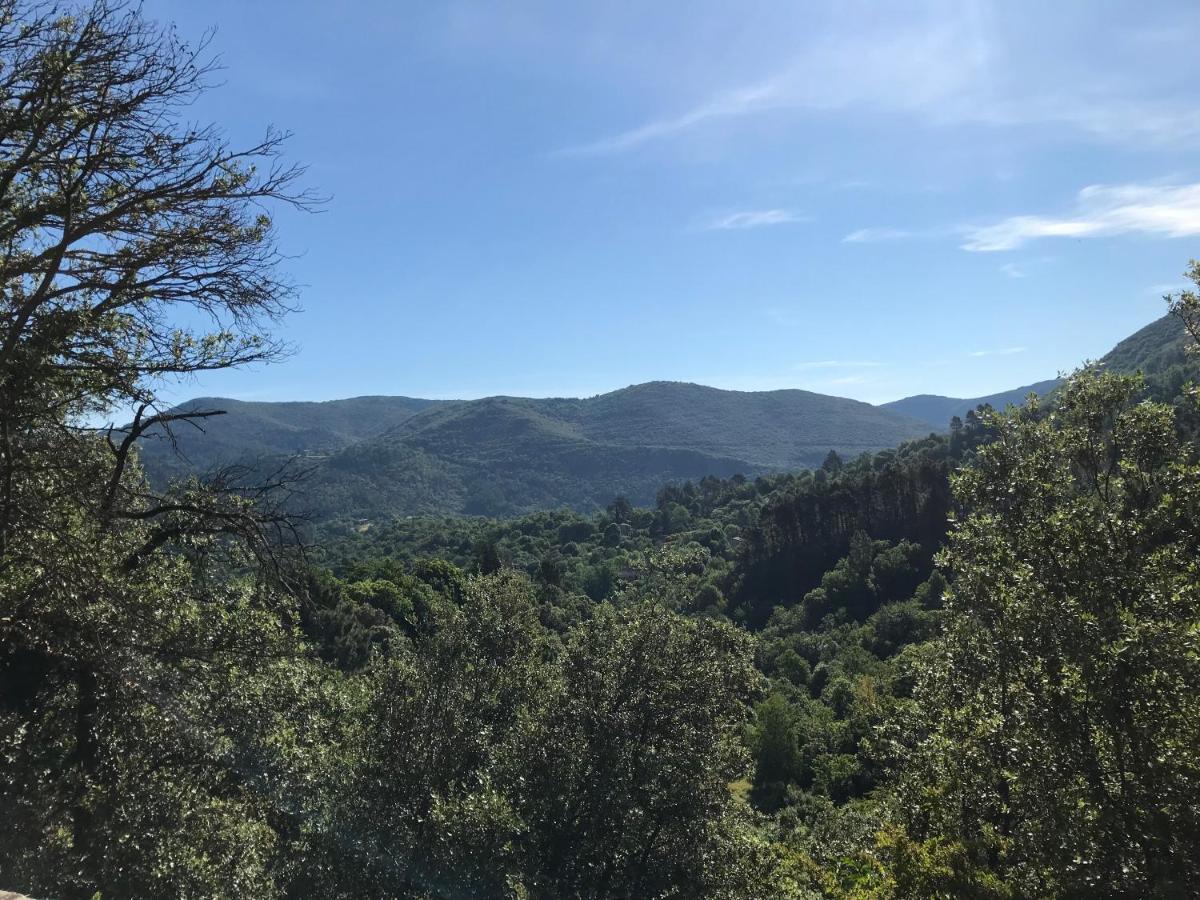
<box><xmin>147</xmin><ymin>0</ymin><xmax>1200</xmax><ymax>406</ymax></box>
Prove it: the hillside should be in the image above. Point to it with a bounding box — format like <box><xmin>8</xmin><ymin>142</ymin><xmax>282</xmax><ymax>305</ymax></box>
<box><xmin>301</xmin><ymin>384</ymin><xmax>933</xmax><ymax>519</ymax></box>
<box><xmin>1099</xmin><ymin>312</ymin><xmax>1191</xmax><ymax>375</ymax></box>
<box><xmin>139</xmin><ymin>383</ymin><xmax>932</xmax><ymax>520</ymax></box>
<box><xmin>577</xmin><ymin>381</ymin><xmax>928</xmax><ymax>468</ymax></box>
<box><xmin>137</xmin><ymin>395</ymin><xmax>444</xmax><ymax>480</ymax></box>
<box><xmin>880</xmin><ymin>312</ymin><xmax>1193</xmax><ymax>429</ymax></box>
<box><xmin>881</xmin><ymin>378</ymin><xmax>1063</xmax><ymax>429</ymax></box>
<box><xmin>138</xmin><ymin>313</ymin><xmax>1192</xmax><ymax>521</ymax></box>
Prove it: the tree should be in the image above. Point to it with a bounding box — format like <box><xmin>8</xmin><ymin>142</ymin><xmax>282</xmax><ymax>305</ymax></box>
<box><xmin>1167</xmin><ymin>259</ymin><xmax>1200</xmax><ymax>356</ymax></box>
<box><xmin>520</xmin><ymin>558</ymin><xmax>765</xmax><ymax>897</ymax></box>
<box><xmin>332</xmin><ymin>571</ymin><xmax>549</xmax><ymax>897</ymax></box>
<box><xmin>901</xmin><ymin>369</ymin><xmax>1200</xmax><ymax>895</ymax></box>
<box><xmin>750</xmin><ymin>692</ymin><xmax>802</xmax><ymax>810</ymax></box>
<box><xmin>0</xmin><ymin>2</ymin><xmax>319</xmax><ymax>894</ymax></box>
<box><xmin>0</xmin><ymin>0</ymin><xmax>316</xmax><ymax>534</ymax></box>
<box><xmin>606</xmin><ymin>494</ymin><xmax>633</xmax><ymax>523</ymax></box>
<box><xmin>821</xmin><ymin>449</ymin><xmax>844</xmax><ymax>475</ymax></box>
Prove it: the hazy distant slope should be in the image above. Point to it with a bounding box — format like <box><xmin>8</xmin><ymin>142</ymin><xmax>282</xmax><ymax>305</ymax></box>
<box><xmin>298</xmin><ymin>383</ymin><xmax>933</xmax><ymax>519</ymax></box>
<box><xmin>138</xmin><ymin>395</ymin><xmax>445</xmax><ymax>480</ymax></box>
<box><xmin>880</xmin><ymin>379</ymin><xmax>1063</xmax><ymax>430</ymax></box>
<box><xmin>140</xmin><ymin>382</ymin><xmax>931</xmax><ymax>519</ymax></box>
<box><xmin>880</xmin><ymin>312</ymin><xmax>1192</xmax><ymax>430</ymax></box>
<box><xmin>578</xmin><ymin>381</ymin><xmax>931</xmax><ymax>469</ymax></box>
<box><xmin>307</xmin><ymin>403</ymin><xmax>757</xmax><ymax>519</ymax></box>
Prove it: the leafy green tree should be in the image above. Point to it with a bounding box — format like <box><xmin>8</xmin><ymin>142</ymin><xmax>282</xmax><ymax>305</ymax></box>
<box><xmin>331</xmin><ymin>571</ymin><xmax>549</xmax><ymax>897</ymax></box>
<box><xmin>607</xmin><ymin>494</ymin><xmax>634</xmax><ymax>523</ymax></box>
<box><xmin>520</xmin><ymin>549</ymin><xmax>765</xmax><ymax>897</ymax></box>
<box><xmin>821</xmin><ymin>449</ymin><xmax>844</xmax><ymax>474</ymax></box>
<box><xmin>750</xmin><ymin>692</ymin><xmax>803</xmax><ymax>809</ymax></box>
<box><xmin>902</xmin><ymin>369</ymin><xmax>1200</xmax><ymax>895</ymax></box>
<box><xmin>0</xmin><ymin>2</ymin><xmax>319</xmax><ymax>894</ymax></box>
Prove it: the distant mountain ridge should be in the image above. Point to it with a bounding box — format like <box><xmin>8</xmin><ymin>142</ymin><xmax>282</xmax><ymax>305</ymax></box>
<box><xmin>881</xmin><ymin>312</ymin><xmax>1193</xmax><ymax>430</ymax></box>
<box><xmin>138</xmin><ymin>312</ymin><xmax>1191</xmax><ymax>521</ymax></box>
<box><xmin>138</xmin><ymin>395</ymin><xmax>445</xmax><ymax>482</ymax></box>
<box><xmin>140</xmin><ymin>382</ymin><xmax>931</xmax><ymax>520</ymax></box>
<box><xmin>881</xmin><ymin>379</ymin><xmax>1064</xmax><ymax>430</ymax></box>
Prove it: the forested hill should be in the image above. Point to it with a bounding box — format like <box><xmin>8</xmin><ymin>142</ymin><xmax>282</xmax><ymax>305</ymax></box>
<box><xmin>138</xmin><ymin>313</ymin><xmax>1192</xmax><ymax>522</ymax></box>
<box><xmin>1099</xmin><ymin>310</ymin><xmax>1191</xmax><ymax>375</ymax></box>
<box><xmin>139</xmin><ymin>382</ymin><xmax>932</xmax><ymax>520</ymax></box>
<box><xmin>137</xmin><ymin>395</ymin><xmax>444</xmax><ymax>481</ymax></box>
<box><xmin>881</xmin><ymin>312</ymin><xmax>1194</xmax><ymax>429</ymax></box>
<box><xmin>881</xmin><ymin>378</ymin><xmax>1063</xmax><ymax>429</ymax></box>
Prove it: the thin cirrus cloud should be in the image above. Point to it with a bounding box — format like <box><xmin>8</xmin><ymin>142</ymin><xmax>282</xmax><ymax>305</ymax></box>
<box><xmin>842</xmin><ymin>227</ymin><xmax>915</xmax><ymax>244</ymax></box>
<box><xmin>705</xmin><ymin>209</ymin><xmax>807</xmax><ymax>230</ymax></box>
<box><xmin>558</xmin><ymin>83</ymin><xmax>779</xmax><ymax>157</ymax></box>
<box><xmin>847</xmin><ymin>183</ymin><xmax>1200</xmax><ymax>254</ymax></box>
<box><xmin>552</xmin><ymin>4</ymin><xmax>1200</xmax><ymax>159</ymax></box>
<box><xmin>961</xmin><ymin>182</ymin><xmax>1200</xmax><ymax>252</ymax></box>
<box><xmin>556</xmin><ymin>13</ymin><xmax>990</xmax><ymax>156</ymax></box>
<box><xmin>826</xmin><ymin>374</ymin><xmax>875</xmax><ymax>385</ymax></box>
<box><xmin>968</xmin><ymin>347</ymin><xmax>1026</xmax><ymax>357</ymax></box>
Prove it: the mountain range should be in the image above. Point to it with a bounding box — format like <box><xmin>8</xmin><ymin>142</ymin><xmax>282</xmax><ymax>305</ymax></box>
<box><xmin>885</xmin><ymin>311</ymin><xmax>1193</xmax><ymax>429</ymax></box>
<box><xmin>881</xmin><ymin>378</ymin><xmax>1064</xmax><ymax>429</ymax></box>
<box><xmin>139</xmin><ymin>383</ymin><xmax>933</xmax><ymax>520</ymax></box>
<box><xmin>137</xmin><ymin>312</ymin><xmax>1191</xmax><ymax>522</ymax></box>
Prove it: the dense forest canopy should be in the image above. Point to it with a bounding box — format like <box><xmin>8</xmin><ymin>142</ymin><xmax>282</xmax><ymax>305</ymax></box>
<box><xmin>2</xmin><ymin>2</ymin><xmax>1200</xmax><ymax>898</ymax></box>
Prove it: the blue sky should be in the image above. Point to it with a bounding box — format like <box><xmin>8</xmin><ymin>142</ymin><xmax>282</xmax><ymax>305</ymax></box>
<box><xmin>150</xmin><ymin>0</ymin><xmax>1200</xmax><ymax>405</ymax></box>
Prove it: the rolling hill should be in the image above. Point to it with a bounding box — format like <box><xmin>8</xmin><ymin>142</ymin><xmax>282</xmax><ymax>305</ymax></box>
<box><xmin>1098</xmin><ymin>310</ymin><xmax>1191</xmax><ymax>376</ymax></box>
<box><xmin>880</xmin><ymin>378</ymin><xmax>1063</xmax><ymax>430</ymax></box>
<box><xmin>140</xmin><ymin>383</ymin><xmax>932</xmax><ymax>520</ymax></box>
<box><xmin>881</xmin><ymin>312</ymin><xmax>1194</xmax><ymax>429</ymax></box>
<box><xmin>138</xmin><ymin>312</ymin><xmax>1193</xmax><ymax>522</ymax></box>
<box><xmin>136</xmin><ymin>395</ymin><xmax>444</xmax><ymax>481</ymax></box>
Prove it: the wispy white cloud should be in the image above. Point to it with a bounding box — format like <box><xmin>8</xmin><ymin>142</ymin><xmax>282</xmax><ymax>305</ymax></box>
<box><xmin>827</xmin><ymin>374</ymin><xmax>874</xmax><ymax>385</ymax></box>
<box><xmin>1147</xmin><ymin>282</ymin><xmax>1189</xmax><ymax>296</ymax></box>
<box><xmin>843</xmin><ymin>227</ymin><xmax>914</xmax><ymax>243</ymax></box>
<box><xmin>968</xmin><ymin>346</ymin><xmax>1026</xmax><ymax>357</ymax></box>
<box><xmin>1000</xmin><ymin>262</ymin><xmax>1027</xmax><ymax>278</ymax></box>
<box><xmin>552</xmin><ymin>3</ymin><xmax>1200</xmax><ymax>159</ymax></box>
<box><xmin>557</xmin><ymin>12</ymin><xmax>990</xmax><ymax>156</ymax></box>
<box><xmin>962</xmin><ymin>94</ymin><xmax>1200</xmax><ymax>148</ymax></box>
<box><xmin>705</xmin><ymin>208</ymin><xmax>807</xmax><ymax>230</ymax></box>
<box><xmin>962</xmin><ymin>182</ymin><xmax>1200</xmax><ymax>252</ymax></box>
<box><xmin>557</xmin><ymin>82</ymin><xmax>779</xmax><ymax>156</ymax></box>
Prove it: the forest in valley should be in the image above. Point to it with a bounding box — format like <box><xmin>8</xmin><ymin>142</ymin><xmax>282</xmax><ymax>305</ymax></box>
<box><xmin>2</xmin><ymin>2</ymin><xmax>1200</xmax><ymax>898</ymax></box>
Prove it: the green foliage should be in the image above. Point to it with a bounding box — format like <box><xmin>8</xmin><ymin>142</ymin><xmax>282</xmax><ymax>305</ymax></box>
<box><xmin>6</xmin><ymin>7</ymin><xmax>1200</xmax><ymax>892</ymax></box>
<box><xmin>305</xmin><ymin>560</ymin><xmax>771</xmax><ymax>898</ymax></box>
<box><xmin>900</xmin><ymin>369</ymin><xmax>1200</xmax><ymax>895</ymax></box>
